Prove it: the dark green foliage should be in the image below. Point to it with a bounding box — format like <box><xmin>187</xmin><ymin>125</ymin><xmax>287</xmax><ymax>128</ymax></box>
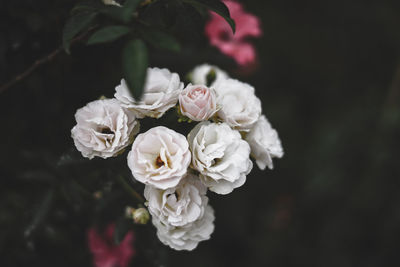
<box><xmin>87</xmin><ymin>25</ymin><xmax>131</xmax><ymax>45</ymax></box>
<box><xmin>71</xmin><ymin>1</ymin><xmax>105</xmax><ymax>15</ymax></box>
<box><xmin>181</xmin><ymin>0</ymin><xmax>235</xmax><ymax>33</ymax></box>
<box><xmin>140</xmin><ymin>28</ymin><xmax>181</xmax><ymax>52</ymax></box>
<box><xmin>100</xmin><ymin>0</ymin><xmax>141</xmax><ymax>23</ymax></box>
<box><xmin>2</xmin><ymin>0</ymin><xmax>400</xmax><ymax>267</ymax></box>
<box><xmin>63</xmin><ymin>11</ymin><xmax>97</xmax><ymax>53</ymax></box>
<box><xmin>119</xmin><ymin>0</ymin><xmax>143</xmax><ymax>22</ymax></box>
<box><xmin>122</xmin><ymin>39</ymin><xmax>149</xmax><ymax>100</ymax></box>
<box><xmin>205</xmin><ymin>68</ymin><xmax>216</xmax><ymax>86</ymax></box>
<box><xmin>114</xmin><ymin>217</ymin><xmax>132</xmax><ymax>245</ymax></box>
<box><xmin>61</xmin><ymin>0</ymin><xmax>234</xmax><ymax>99</ymax></box>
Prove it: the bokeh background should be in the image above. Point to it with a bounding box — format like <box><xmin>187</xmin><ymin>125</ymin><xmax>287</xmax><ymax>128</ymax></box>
<box><xmin>1</xmin><ymin>0</ymin><xmax>400</xmax><ymax>266</ymax></box>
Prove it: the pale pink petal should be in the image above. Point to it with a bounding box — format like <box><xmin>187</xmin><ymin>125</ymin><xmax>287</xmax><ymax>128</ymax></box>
<box><xmin>218</xmin><ymin>42</ymin><xmax>257</xmax><ymax>66</ymax></box>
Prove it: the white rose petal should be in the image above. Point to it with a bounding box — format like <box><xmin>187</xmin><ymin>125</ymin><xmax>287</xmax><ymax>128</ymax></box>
<box><xmin>144</xmin><ymin>173</ymin><xmax>208</xmax><ymax>227</ymax></box>
<box><xmin>115</xmin><ymin>67</ymin><xmax>184</xmax><ymax>118</ymax></box>
<box><xmin>127</xmin><ymin>126</ymin><xmax>191</xmax><ymax>190</ymax></box>
<box><xmin>188</xmin><ymin>122</ymin><xmax>253</xmax><ymax>194</ymax></box>
<box><xmin>246</xmin><ymin>115</ymin><xmax>284</xmax><ymax>170</ymax></box>
<box><xmin>214</xmin><ymin>78</ymin><xmax>262</xmax><ymax>131</ymax></box>
<box><xmin>71</xmin><ymin>99</ymin><xmax>139</xmax><ymax>159</ymax></box>
<box><xmin>190</xmin><ymin>64</ymin><xmax>229</xmax><ymax>86</ymax></box>
<box><xmin>153</xmin><ymin>205</ymin><xmax>215</xmax><ymax>251</ymax></box>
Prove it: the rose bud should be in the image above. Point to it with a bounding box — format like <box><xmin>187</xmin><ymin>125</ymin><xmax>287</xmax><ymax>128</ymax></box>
<box><xmin>132</xmin><ymin>208</ymin><xmax>150</xmax><ymax>225</ymax></box>
<box><xmin>179</xmin><ymin>84</ymin><xmax>217</xmax><ymax>122</ymax></box>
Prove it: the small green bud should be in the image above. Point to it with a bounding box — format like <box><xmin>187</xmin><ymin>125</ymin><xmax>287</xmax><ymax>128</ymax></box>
<box><xmin>132</xmin><ymin>208</ymin><xmax>150</xmax><ymax>224</ymax></box>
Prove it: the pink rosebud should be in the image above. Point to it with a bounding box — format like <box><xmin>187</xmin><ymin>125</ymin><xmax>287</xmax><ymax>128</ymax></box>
<box><xmin>87</xmin><ymin>223</ymin><xmax>135</xmax><ymax>267</ymax></box>
<box><xmin>179</xmin><ymin>84</ymin><xmax>217</xmax><ymax>121</ymax></box>
<box><xmin>205</xmin><ymin>0</ymin><xmax>262</xmax><ymax>66</ymax></box>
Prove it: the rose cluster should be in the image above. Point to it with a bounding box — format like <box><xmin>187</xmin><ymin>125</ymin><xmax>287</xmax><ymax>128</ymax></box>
<box><xmin>71</xmin><ymin>64</ymin><xmax>283</xmax><ymax>251</ymax></box>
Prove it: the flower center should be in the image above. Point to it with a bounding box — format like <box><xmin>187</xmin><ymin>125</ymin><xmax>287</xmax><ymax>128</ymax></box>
<box><xmin>100</xmin><ymin>127</ymin><xmax>113</xmax><ymax>135</ymax></box>
<box><xmin>218</xmin><ymin>31</ymin><xmax>232</xmax><ymax>42</ymax></box>
<box><xmin>155</xmin><ymin>155</ymin><xmax>165</xmax><ymax>168</ymax></box>
<box><xmin>189</xmin><ymin>87</ymin><xmax>205</xmax><ymax>98</ymax></box>
<box><xmin>154</xmin><ymin>153</ymin><xmax>171</xmax><ymax>169</ymax></box>
<box><xmin>212</xmin><ymin>157</ymin><xmax>222</xmax><ymax>166</ymax></box>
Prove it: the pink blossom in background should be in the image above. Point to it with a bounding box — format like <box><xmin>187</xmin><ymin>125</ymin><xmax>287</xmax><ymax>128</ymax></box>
<box><xmin>88</xmin><ymin>224</ymin><xmax>135</xmax><ymax>267</ymax></box>
<box><xmin>205</xmin><ymin>0</ymin><xmax>262</xmax><ymax>66</ymax></box>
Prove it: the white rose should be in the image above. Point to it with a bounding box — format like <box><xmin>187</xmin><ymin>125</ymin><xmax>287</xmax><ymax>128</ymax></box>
<box><xmin>190</xmin><ymin>64</ymin><xmax>229</xmax><ymax>86</ymax></box>
<box><xmin>153</xmin><ymin>205</ymin><xmax>215</xmax><ymax>251</ymax></box>
<box><xmin>115</xmin><ymin>67</ymin><xmax>184</xmax><ymax>118</ymax></box>
<box><xmin>179</xmin><ymin>84</ymin><xmax>217</xmax><ymax>121</ymax></box>
<box><xmin>127</xmin><ymin>126</ymin><xmax>191</xmax><ymax>190</ymax></box>
<box><xmin>144</xmin><ymin>173</ymin><xmax>208</xmax><ymax>227</ymax></box>
<box><xmin>188</xmin><ymin>122</ymin><xmax>253</xmax><ymax>194</ymax></box>
<box><xmin>214</xmin><ymin>78</ymin><xmax>261</xmax><ymax>131</ymax></box>
<box><xmin>245</xmin><ymin>115</ymin><xmax>284</xmax><ymax>170</ymax></box>
<box><xmin>71</xmin><ymin>99</ymin><xmax>139</xmax><ymax>159</ymax></box>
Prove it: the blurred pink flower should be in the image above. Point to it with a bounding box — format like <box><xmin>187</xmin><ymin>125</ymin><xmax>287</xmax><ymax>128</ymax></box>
<box><xmin>205</xmin><ymin>0</ymin><xmax>262</xmax><ymax>66</ymax></box>
<box><xmin>88</xmin><ymin>223</ymin><xmax>135</xmax><ymax>267</ymax></box>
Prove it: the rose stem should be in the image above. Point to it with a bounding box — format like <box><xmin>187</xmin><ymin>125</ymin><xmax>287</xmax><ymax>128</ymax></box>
<box><xmin>117</xmin><ymin>175</ymin><xmax>145</xmax><ymax>203</ymax></box>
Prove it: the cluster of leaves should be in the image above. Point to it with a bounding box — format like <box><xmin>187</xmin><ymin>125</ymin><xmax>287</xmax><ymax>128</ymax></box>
<box><xmin>2</xmin><ymin>148</ymin><xmax>154</xmax><ymax>265</ymax></box>
<box><xmin>62</xmin><ymin>0</ymin><xmax>235</xmax><ymax>99</ymax></box>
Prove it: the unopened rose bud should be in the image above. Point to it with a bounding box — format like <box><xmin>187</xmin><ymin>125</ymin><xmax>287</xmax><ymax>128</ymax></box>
<box><xmin>179</xmin><ymin>84</ymin><xmax>217</xmax><ymax>122</ymax></box>
<box><xmin>132</xmin><ymin>208</ymin><xmax>150</xmax><ymax>224</ymax></box>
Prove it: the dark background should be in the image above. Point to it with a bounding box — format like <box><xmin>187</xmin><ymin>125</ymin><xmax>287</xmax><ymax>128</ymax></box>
<box><xmin>1</xmin><ymin>0</ymin><xmax>400</xmax><ymax>266</ymax></box>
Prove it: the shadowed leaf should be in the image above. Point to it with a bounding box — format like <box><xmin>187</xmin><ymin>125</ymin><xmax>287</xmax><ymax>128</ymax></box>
<box><xmin>87</xmin><ymin>25</ymin><xmax>131</xmax><ymax>45</ymax></box>
<box><xmin>141</xmin><ymin>29</ymin><xmax>181</xmax><ymax>52</ymax></box>
<box><xmin>122</xmin><ymin>39</ymin><xmax>149</xmax><ymax>100</ymax></box>
<box><xmin>182</xmin><ymin>0</ymin><xmax>235</xmax><ymax>33</ymax></box>
<box><xmin>113</xmin><ymin>217</ymin><xmax>131</xmax><ymax>245</ymax></box>
<box><xmin>63</xmin><ymin>12</ymin><xmax>97</xmax><ymax>53</ymax></box>
<box><xmin>101</xmin><ymin>0</ymin><xmax>143</xmax><ymax>23</ymax></box>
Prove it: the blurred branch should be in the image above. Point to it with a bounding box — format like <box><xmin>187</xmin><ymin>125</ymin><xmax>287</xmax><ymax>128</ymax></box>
<box><xmin>24</xmin><ymin>189</ymin><xmax>54</xmax><ymax>238</ymax></box>
<box><xmin>117</xmin><ymin>175</ymin><xmax>145</xmax><ymax>203</ymax></box>
<box><xmin>0</xmin><ymin>47</ymin><xmax>62</xmax><ymax>94</ymax></box>
<box><xmin>0</xmin><ymin>27</ymin><xmax>97</xmax><ymax>95</ymax></box>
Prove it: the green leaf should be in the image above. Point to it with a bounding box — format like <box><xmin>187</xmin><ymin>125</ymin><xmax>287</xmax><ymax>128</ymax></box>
<box><xmin>122</xmin><ymin>39</ymin><xmax>149</xmax><ymax>100</ymax></box>
<box><xmin>113</xmin><ymin>217</ymin><xmax>131</xmax><ymax>245</ymax></box>
<box><xmin>206</xmin><ymin>68</ymin><xmax>216</xmax><ymax>86</ymax></box>
<box><xmin>101</xmin><ymin>0</ymin><xmax>142</xmax><ymax>23</ymax></box>
<box><xmin>71</xmin><ymin>1</ymin><xmax>103</xmax><ymax>15</ymax></box>
<box><xmin>141</xmin><ymin>29</ymin><xmax>180</xmax><ymax>52</ymax></box>
<box><xmin>100</xmin><ymin>6</ymin><xmax>126</xmax><ymax>22</ymax></box>
<box><xmin>123</xmin><ymin>0</ymin><xmax>143</xmax><ymax>13</ymax></box>
<box><xmin>87</xmin><ymin>26</ymin><xmax>131</xmax><ymax>45</ymax></box>
<box><xmin>182</xmin><ymin>0</ymin><xmax>235</xmax><ymax>33</ymax></box>
<box><xmin>24</xmin><ymin>189</ymin><xmax>54</xmax><ymax>238</ymax></box>
<box><xmin>63</xmin><ymin>12</ymin><xmax>97</xmax><ymax>53</ymax></box>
